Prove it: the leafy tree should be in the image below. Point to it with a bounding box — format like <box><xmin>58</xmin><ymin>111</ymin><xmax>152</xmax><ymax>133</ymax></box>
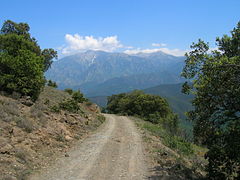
<box><xmin>0</xmin><ymin>20</ymin><xmax>57</xmax><ymax>100</ymax></box>
<box><xmin>107</xmin><ymin>90</ymin><xmax>179</xmax><ymax>132</ymax></box>
<box><xmin>182</xmin><ymin>21</ymin><xmax>240</xmax><ymax>179</ymax></box>
<box><xmin>41</xmin><ymin>48</ymin><xmax>57</xmax><ymax>72</ymax></box>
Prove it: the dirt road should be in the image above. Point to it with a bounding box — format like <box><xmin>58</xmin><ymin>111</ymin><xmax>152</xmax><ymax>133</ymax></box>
<box><xmin>30</xmin><ymin>114</ymin><xmax>148</xmax><ymax>180</ymax></box>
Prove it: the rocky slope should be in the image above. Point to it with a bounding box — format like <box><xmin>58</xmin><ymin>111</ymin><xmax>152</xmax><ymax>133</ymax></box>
<box><xmin>0</xmin><ymin>87</ymin><xmax>105</xmax><ymax>180</ymax></box>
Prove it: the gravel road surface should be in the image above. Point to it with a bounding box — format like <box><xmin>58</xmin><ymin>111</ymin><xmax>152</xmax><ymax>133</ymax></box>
<box><xmin>30</xmin><ymin>114</ymin><xmax>147</xmax><ymax>180</ymax></box>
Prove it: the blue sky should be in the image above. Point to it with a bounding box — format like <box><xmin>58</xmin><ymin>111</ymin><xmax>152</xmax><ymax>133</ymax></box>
<box><xmin>1</xmin><ymin>0</ymin><xmax>240</xmax><ymax>57</ymax></box>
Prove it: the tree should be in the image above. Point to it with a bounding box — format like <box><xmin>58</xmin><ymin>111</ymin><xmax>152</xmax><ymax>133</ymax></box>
<box><xmin>182</xmin><ymin>21</ymin><xmax>240</xmax><ymax>179</ymax></box>
<box><xmin>0</xmin><ymin>20</ymin><xmax>57</xmax><ymax>100</ymax></box>
<box><xmin>106</xmin><ymin>90</ymin><xmax>178</xmax><ymax>131</ymax></box>
<box><xmin>41</xmin><ymin>48</ymin><xmax>57</xmax><ymax>72</ymax></box>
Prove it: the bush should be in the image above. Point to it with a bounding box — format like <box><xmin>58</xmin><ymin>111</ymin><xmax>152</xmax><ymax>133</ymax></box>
<box><xmin>64</xmin><ymin>88</ymin><xmax>73</xmax><ymax>95</ymax></box>
<box><xmin>141</xmin><ymin>121</ymin><xmax>194</xmax><ymax>155</ymax></box>
<box><xmin>47</xmin><ymin>80</ymin><xmax>58</xmax><ymax>88</ymax></box>
<box><xmin>163</xmin><ymin>135</ymin><xmax>194</xmax><ymax>155</ymax></box>
<box><xmin>50</xmin><ymin>105</ymin><xmax>60</xmax><ymax>113</ymax></box>
<box><xmin>107</xmin><ymin>90</ymin><xmax>171</xmax><ymax>119</ymax></box>
<box><xmin>97</xmin><ymin>114</ymin><xmax>106</xmax><ymax>123</ymax></box>
<box><xmin>59</xmin><ymin>98</ymin><xmax>80</xmax><ymax>113</ymax></box>
<box><xmin>15</xmin><ymin>116</ymin><xmax>34</xmax><ymax>133</ymax></box>
<box><xmin>107</xmin><ymin>90</ymin><xmax>179</xmax><ymax>133</ymax></box>
<box><xmin>72</xmin><ymin>90</ymin><xmax>86</xmax><ymax>103</ymax></box>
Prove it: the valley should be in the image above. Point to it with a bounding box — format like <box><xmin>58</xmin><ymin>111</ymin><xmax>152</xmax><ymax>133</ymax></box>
<box><xmin>46</xmin><ymin>50</ymin><xmax>193</xmax><ymax>127</ymax></box>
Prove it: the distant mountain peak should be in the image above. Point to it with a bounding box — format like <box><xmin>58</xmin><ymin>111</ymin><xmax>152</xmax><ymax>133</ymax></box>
<box><xmin>46</xmin><ymin>50</ymin><xmax>185</xmax><ymax>90</ymax></box>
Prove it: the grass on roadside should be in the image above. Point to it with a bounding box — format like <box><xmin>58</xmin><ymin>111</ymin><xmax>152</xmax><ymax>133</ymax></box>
<box><xmin>133</xmin><ymin>117</ymin><xmax>208</xmax><ymax>179</ymax></box>
<box><xmin>134</xmin><ymin>117</ymin><xmax>207</xmax><ymax>158</ymax></box>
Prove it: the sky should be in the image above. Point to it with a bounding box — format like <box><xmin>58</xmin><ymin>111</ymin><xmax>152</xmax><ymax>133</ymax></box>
<box><xmin>1</xmin><ymin>0</ymin><xmax>240</xmax><ymax>57</ymax></box>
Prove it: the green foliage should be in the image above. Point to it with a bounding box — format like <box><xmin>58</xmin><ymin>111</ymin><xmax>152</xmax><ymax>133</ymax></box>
<box><xmin>0</xmin><ymin>20</ymin><xmax>57</xmax><ymax>101</ymax></box>
<box><xmin>101</xmin><ymin>107</ymin><xmax>107</xmax><ymax>113</ymax></box>
<box><xmin>64</xmin><ymin>88</ymin><xmax>73</xmax><ymax>95</ymax></box>
<box><xmin>48</xmin><ymin>89</ymin><xmax>86</xmax><ymax>114</ymax></box>
<box><xmin>107</xmin><ymin>90</ymin><xmax>179</xmax><ymax>133</ymax></box>
<box><xmin>140</xmin><ymin>120</ymin><xmax>194</xmax><ymax>155</ymax></box>
<box><xmin>59</xmin><ymin>99</ymin><xmax>80</xmax><ymax>113</ymax></box>
<box><xmin>41</xmin><ymin>48</ymin><xmax>57</xmax><ymax>72</ymax></box>
<box><xmin>72</xmin><ymin>90</ymin><xmax>86</xmax><ymax>103</ymax></box>
<box><xmin>47</xmin><ymin>80</ymin><xmax>58</xmax><ymax>88</ymax></box>
<box><xmin>182</xmin><ymin>21</ymin><xmax>240</xmax><ymax>179</ymax></box>
<box><xmin>50</xmin><ymin>105</ymin><xmax>61</xmax><ymax>113</ymax></box>
<box><xmin>0</xmin><ymin>48</ymin><xmax>45</xmax><ymax>100</ymax></box>
<box><xmin>96</xmin><ymin>114</ymin><xmax>106</xmax><ymax>123</ymax></box>
<box><xmin>107</xmin><ymin>90</ymin><xmax>171</xmax><ymax>118</ymax></box>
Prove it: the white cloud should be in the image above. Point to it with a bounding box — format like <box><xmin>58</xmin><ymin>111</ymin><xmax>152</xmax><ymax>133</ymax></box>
<box><xmin>60</xmin><ymin>34</ymin><xmax>187</xmax><ymax>57</ymax></box>
<box><xmin>152</xmin><ymin>43</ymin><xmax>167</xmax><ymax>47</ymax></box>
<box><xmin>61</xmin><ymin>34</ymin><xmax>123</xmax><ymax>55</ymax></box>
<box><xmin>124</xmin><ymin>47</ymin><xmax>187</xmax><ymax>56</ymax></box>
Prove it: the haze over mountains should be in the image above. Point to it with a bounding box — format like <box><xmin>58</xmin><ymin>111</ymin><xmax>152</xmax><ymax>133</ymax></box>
<box><xmin>46</xmin><ymin>50</ymin><xmax>186</xmax><ymax>97</ymax></box>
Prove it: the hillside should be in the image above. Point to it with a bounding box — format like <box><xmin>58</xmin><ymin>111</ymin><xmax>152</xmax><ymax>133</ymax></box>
<box><xmin>82</xmin><ymin>71</ymin><xmax>183</xmax><ymax>97</ymax></box>
<box><xmin>144</xmin><ymin>83</ymin><xmax>194</xmax><ymax>120</ymax></box>
<box><xmin>45</xmin><ymin>50</ymin><xmax>185</xmax><ymax>93</ymax></box>
<box><xmin>0</xmin><ymin>87</ymin><xmax>104</xmax><ymax>180</ymax></box>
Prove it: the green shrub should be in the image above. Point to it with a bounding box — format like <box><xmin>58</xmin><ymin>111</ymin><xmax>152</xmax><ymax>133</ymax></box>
<box><xmin>147</xmin><ymin>113</ymin><xmax>162</xmax><ymax>124</ymax></box>
<box><xmin>50</xmin><ymin>105</ymin><xmax>60</xmax><ymax>113</ymax></box>
<box><xmin>163</xmin><ymin>135</ymin><xmax>194</xmax><ymax>155</ymax></box>
<box><xmin>72</xmin><ymin>90</ymin><xmax>86</xmax><ymax>103</ymax></box>
<box><xmin>64</xmin><ymin>88</ymin><xmax>73</xmax><ymax>95</ymax></box>
<box><xmin>101</xmin><ymin>107</ymin><xmax>107</xmax><ymax>113</ymax></box>
<box><xmin>55</xmin><ymin>134</ymin><xmax>65</xmax><ymax>142</ymax></box>
<box><xmin>141</xmin><ymin>121</ymin><xmax>194</xmax><ymax>155</ymax></box>
<box><xmin>107</xmin><ymin>90</ymin><xmax>171</xmax><ymax>119</ymax></box>
<box><xmin>107</xmin><ymin>90</ymin><xmax>179</xmax><ymax>133</ymax></box>
<box><xmin>47</xmin><ymin>80</ymin><xmax>58</xmax><ymax>88</ymax></box>
<box><xmin>59</xmin><ymin>98</ymin><xmax>80</xmax><ymax>113</ymax></box>
<box><xmin>97</xmin><ymin>115</ymin><xmax>106</xmax><ymax>123</ymax></box>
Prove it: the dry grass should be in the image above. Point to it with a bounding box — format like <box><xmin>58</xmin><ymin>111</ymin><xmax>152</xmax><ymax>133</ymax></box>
<box><xmin>15</xmin><ymin>116</ymin><xmax>34</xmax><ymax>133</ymax></box>
<box><xmin>0</xmin><ymin>97</ymin><xmax>19</xmax><ymax>121</ymax></box>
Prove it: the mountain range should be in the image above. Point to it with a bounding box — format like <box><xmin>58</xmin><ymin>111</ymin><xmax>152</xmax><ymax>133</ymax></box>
<box><xmin>46</xmin><ymin>50</ymin><xmax>193</xmax><ymax>129</ymax></box>
<box><xmin>46</xmin><ymin>50</ymin><xmax>186</xmax><ymax>96</ymax></box>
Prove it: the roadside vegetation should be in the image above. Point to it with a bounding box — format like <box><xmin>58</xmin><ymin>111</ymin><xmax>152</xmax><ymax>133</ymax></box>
<box><xmin>107</xmin><ymin>90</ymin><xmax>179</xmax><ymax>132</ymax></box>
<box><xmin>106</xmin><ymin>90</ymin><xmax>191</xmax><ymax>142</ymax></box>
<box><xmin>134</xmin><ymin>117</ymin><xmax>207</xmax><ymax>179</ymax></box>
<box><xmin>106</xmin><ymin>90</ymin><xmax>207</xmax><ymax>178</ymax></box>
<box><xmin>182</xmin><ymin>21</ymin><xmax>240</xmax><ymax>179</ymax></box>
<box><xmin>0</xmin><ymin>20</ymin><xmax>104</xmax><ymax>180</ymax></box>
<box><xmin>0</xmin><ymin>20</ymin><xmax>57</xmax><ymax>101</ymax></box>
<box><xmin>107</xmin><ymin>21</ymin><xmax>240</xmax><ymax>180</ymax></box>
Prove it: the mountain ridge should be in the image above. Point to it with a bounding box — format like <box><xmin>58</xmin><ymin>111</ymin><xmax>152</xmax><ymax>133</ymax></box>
<box><xmin>46</xmin><ymin>50</ymin><xmax>186</xmax><ymax>93</ymax></box>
